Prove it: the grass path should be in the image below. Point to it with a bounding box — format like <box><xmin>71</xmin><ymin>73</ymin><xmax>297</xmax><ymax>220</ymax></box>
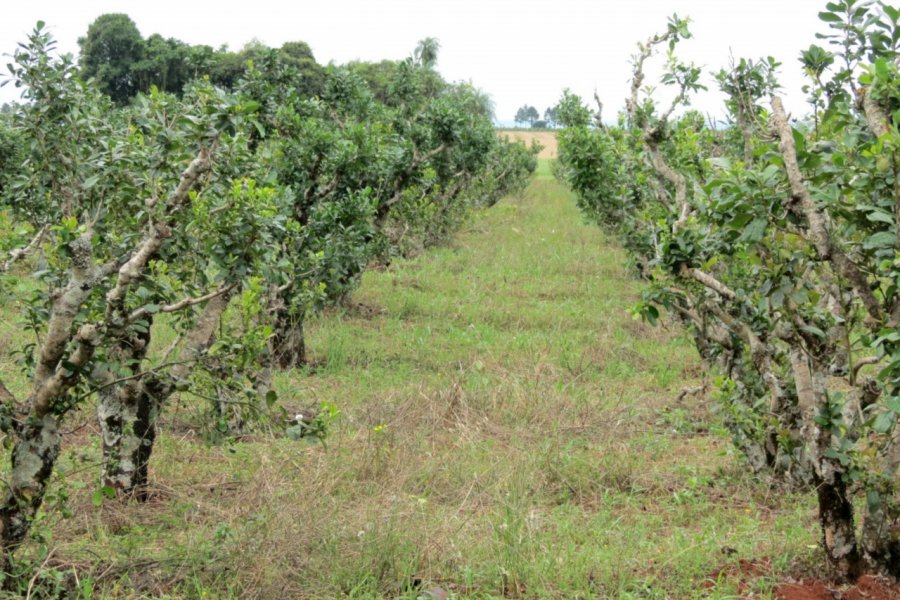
<box><xmin>36</xmin><ymin>163</ymin><xmax>818</xmax><ymax>598</ymax></box>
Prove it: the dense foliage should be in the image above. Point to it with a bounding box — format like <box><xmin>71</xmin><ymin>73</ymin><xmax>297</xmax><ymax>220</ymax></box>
<box><xmin>0</xmin><ymin>20</ymin><xmax>535</xmax><ymax>588</ymax></box>
<box><xmin>77</xmin><ymin>13</ymin><xmax>325</xmax><ymax>103</ymax></box>
<box><xmin>556</xmin><ymin>1</ymin><xmax>900</xmax><ymax>580</ymax></box>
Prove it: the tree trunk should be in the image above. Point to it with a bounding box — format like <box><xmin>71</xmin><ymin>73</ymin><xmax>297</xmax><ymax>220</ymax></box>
<box><xmin>815</xmin><ymin>473</ymin><xmax>863</xmax><ymax>580</ymax></box>
<box><xmin>858</xmin><ymin>422</ymin><xmax>900</xmax><ymax>576</ymax></box>
<box><xmin>790</xmin><ymin>348</ymin><xmax>863</xmax><ymax>580</ymax></box>
<box><xmin>271</xmin><ymin>310</ymin><xmax>306</xmax><ymax>369</ymax></box>
<box><xmin>96</xmin><ymin>320</ymin><xmax>154</xmax><ymax>498</ymax></box>
<box><xmin>0</xmin><ymin>415</ymin><xmax>61</xmax><ymax>574</ymax></box>
<box><xmin>0</xmin><ymin>235</ymin><xmax>103</xmax><ymax>570</ymax></box>
<box><xmin>99</xmin><ymin>290</ymin><xmax>234</xmax><ymax>499</ymax></box>
<box><xmin>860</xmin><ymin>496</ymin><xmax>900</xmax><ymax>577</ymax></box>
<box><xmin>97</xmin><ymin>381</ymin><xmax>159</xmax><ymax>500</ymax></box>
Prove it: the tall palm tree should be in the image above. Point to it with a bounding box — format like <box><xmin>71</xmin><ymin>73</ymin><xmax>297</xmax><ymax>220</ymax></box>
<box><xmin>414</xmin><ymin>37</ymin><xmax>440</xmax><ymax>69</ymax></box>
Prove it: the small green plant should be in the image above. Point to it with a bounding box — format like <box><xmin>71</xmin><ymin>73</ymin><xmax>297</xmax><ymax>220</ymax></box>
<box><xmin>286</xmin><ymin>400</ymin><xmax>341</xmax><ymax>444</ymax></box>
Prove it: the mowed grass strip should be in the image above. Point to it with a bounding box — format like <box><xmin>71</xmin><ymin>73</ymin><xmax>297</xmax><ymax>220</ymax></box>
<box><xmin>1</xmin><ymin>162</ymin><xmax>819</xmax><ymax>598</ymax></box>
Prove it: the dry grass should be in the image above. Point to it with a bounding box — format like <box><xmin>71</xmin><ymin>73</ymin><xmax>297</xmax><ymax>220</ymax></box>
<box><xmin>496</xmin><ymin>131</ymin><xmax>558</xmax><ymax>159</ymax></box>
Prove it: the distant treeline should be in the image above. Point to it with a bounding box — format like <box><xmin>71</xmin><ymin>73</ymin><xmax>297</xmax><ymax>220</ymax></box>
<box><xmin>513</xmin><ymin>104</ymin><xmax>559</xmax><ymax>129</ymax></box>
<box><xmin>74</xmin><ymin>14</ymin><xmax>324</xmax><ymax>103</ymax></box>
<box><xmin>74</xmin><ymin>13</ymin><xmax>452</xmax><ymax>110</ymax></box>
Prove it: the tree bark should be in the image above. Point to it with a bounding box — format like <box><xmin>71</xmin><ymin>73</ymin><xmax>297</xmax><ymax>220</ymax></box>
<box><xmin>0</xmin><ymin>415</ymin><xmax>61</xmax><ymax>574</ymax></box>
<box><xmin>99</xmin><ymin>288</ymin><xmax>234</xmax><ymax>498</ymax></box>
<box><xmin>860</xmin><ymin>497</ymin><xmax>900</xmax><ymax>577</ymax></box>
<box><xmin>815</xmin><ymin>472</ymin><xmax>863</xmax><ymax>580</ymax></box>
<box><xmin>271</xmin><ymin>310</ymin><xmax>306</xmax><ymax>369</ymax></box>
<box><xmin>790</xmin><ymin>348</ymin><xmax>863</xmax><ymax>580</ymax></box>
<box><xmin>96</xmin><ymin>320</ymin><xmax>154</xmax><ymax>498</ymax></box>
<box><xmin>648</xmin><ymin>145</ymin><xmax>690</xmax><ymax>230</ymax></box>
<box><xmin>771</xmin><ymin>96</ymin><xmax>883</xmax><ymax>324</ymax></box>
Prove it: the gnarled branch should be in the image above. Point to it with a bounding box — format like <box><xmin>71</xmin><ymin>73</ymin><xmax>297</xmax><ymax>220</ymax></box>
<box><xmin>771</xmin><ymin>96</ymin><xmax>883</xmax><ymax>324</ymax></box>
<box><xmin>126</xmin><ymin>283</ymin><xmax>236</xmax><ymax>325</ymax></box>
<box><xmin>1</xmin><ymin>225</ymin><xmax>49</xmax><ymax>274</ymax></box>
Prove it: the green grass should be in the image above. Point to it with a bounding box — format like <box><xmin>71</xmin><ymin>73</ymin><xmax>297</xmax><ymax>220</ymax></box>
<box><xmin>532</xmin><ymin>159</ymin><xmax>554</xmax><ymax>180</ymax></box>
<box><xmin>0</xmin><ymin>160</ymin><xmax>821</xmax><ymax>598</ymax></box>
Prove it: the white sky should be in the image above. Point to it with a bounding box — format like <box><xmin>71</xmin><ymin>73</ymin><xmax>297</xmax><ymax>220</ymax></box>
<box><xmin>1</xmin><ymin>0</ymin><xmax>828</xmax><ymax>123</ymax></box>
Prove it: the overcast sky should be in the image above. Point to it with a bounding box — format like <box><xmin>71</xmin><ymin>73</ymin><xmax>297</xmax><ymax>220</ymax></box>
<box><xmin>1</xmin><ymin>0</ymin><xmax>828</xmax><ymax>123</ymax></box>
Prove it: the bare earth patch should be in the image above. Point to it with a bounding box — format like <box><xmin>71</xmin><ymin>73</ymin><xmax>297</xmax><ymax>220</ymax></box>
<box><xmin>703</xmin><ymin>559</ymin><xmax>900</xmax><ymax>599</ymax></box>
<box><xmin>776</xmin><ymin>576</ymin><xmax>900</xmax><ymax>600</ymax></box>
<box><xmin>497</xmin><ymin>129</ymin><xmax>558</xmax><ymax>159</ymax></box>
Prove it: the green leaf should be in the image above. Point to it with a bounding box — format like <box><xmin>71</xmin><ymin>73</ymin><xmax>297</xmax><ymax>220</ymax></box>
<box><xmin>867</xmin><ymin>489</ymin><xmax>882</xmax><ymax>513</ymax></box>
<box><xmin>737</xmin><ymin>217</ymin><xmax>768</xmax><ymax>243</ymax></box>
<box><xmin>771</xmin><ymin>287</ymin><xmax>785</xmax><ymax>308</ymax></box>
<box><xmin>818</xmin><ymin>11</ymin><xmax>843</xmax><ymax>22</ymax></box>
<box><xmin>873</xmin><ymin>411</ymin><xmax>894</xmax><ymax>433</ymax></box>
<box><xmin>285</xmin><ymin>425</ymin><xmax>306</xmax><ymax>441</ymax></box>
<box><xmin>61</xmin><ymin>360</ymin><xmax>80</xmax><ymax>374</ymax></box>
<box><xmin>791</xmin><ymin>128</ymin><xmax>806</xmax><ymax>154</ymax></box>
<box><xmin>800</xmin><ymin>325</ymin><xmax>826</xmax><ymax>339</ymax></box>
<box><xmin>823</xmin><ymin>447</ymin><xmax>850</xmax><ymax>465</ymax></box>
<box><xmin>865</xmin><ymin>210</ymin><xmax>894</xmax><ymax>225</ymax></box>
<box><xmin>90</xmin><ymin>486</ymin><xmax>115</xmax><ymax>507</ymax></box>
<box><xmin>863</xmin><ymin>231</ymin><xmax>897</xmax><ymax>250</ymax></box>
<box><xmin>240</xmin><ymin>101</ymin><xmax>260</xmax><ymax>113</ymax></box>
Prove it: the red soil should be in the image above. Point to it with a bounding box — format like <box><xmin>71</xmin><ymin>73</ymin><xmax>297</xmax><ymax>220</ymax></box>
<box><xmin>701</xmin><ymin>556</ymin><xmax>899</xmax><ymax>599</ymax></box>
<box><xmin>775</xmin><ymin>575</ymin><xmax>900</xmax><ymax>600</ymax></box>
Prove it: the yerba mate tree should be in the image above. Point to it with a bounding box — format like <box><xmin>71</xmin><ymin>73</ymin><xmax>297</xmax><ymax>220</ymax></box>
<box><xmin>94</xmin><ymin>43</ymin><xmax>536</xmax><ymax>497</ymax></box>
<box><xmin>557</xmin><ymin>1</ymin><xmax>900</xmax><ymax>579</ymax></box>
<box><xmin>244</xmin><ymin>48</ymin><xmax>537</xmax><ymax>370</ymax></box>
<box><xmin>0</xmin><ymin>24</ymin><xmax>268</xmax><ymax>564</ymax></box>
<box><xmin>97</xmin><ymin>42</ymin><xmax>537</xmax><ymax>490</ymax></box>
<box><xmin>0</xmin><ymin>24</ymin><xmax>536</xmax><ymax>578</ymax></box>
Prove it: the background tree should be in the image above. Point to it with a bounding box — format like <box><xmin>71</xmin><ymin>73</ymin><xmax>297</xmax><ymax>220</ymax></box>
<box><xmin>279</xmin><ymin>41</ymin><xmax>326</xmax><ymax>96</ymax></box>
<box><xmin>543</xmin><ymin>106</ymin><xmax>558</xmax><ymax>127</ymax></box>
<box><xmin>78</xmin><ymin>14</ymin><xmax>325</xmax><ymax>102</ymax></box>
<box><xmin>131</xmin><ymin>34</ymin><xmax>191</xmax><ymax>94</ymax></box>
<box><xmin>78</xmin><ymin>13</ymin><xmax>144</xmax><ymax>103</ymax></box>
<box><xmin>514</xmin><ymin>104</ymin><xmax>539</xmax><ymax>127</ymax></box>
<box><xmin>414</xmin><ymin>37</ymin><xmax>441</xmax><ymax>68</ymax></box>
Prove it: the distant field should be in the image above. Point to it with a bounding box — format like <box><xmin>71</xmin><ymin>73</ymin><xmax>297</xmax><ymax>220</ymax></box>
<box><xmin>497</xmin><ymin>129</ymin><xmax>558</xmax><ymax>159</ymax></box>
